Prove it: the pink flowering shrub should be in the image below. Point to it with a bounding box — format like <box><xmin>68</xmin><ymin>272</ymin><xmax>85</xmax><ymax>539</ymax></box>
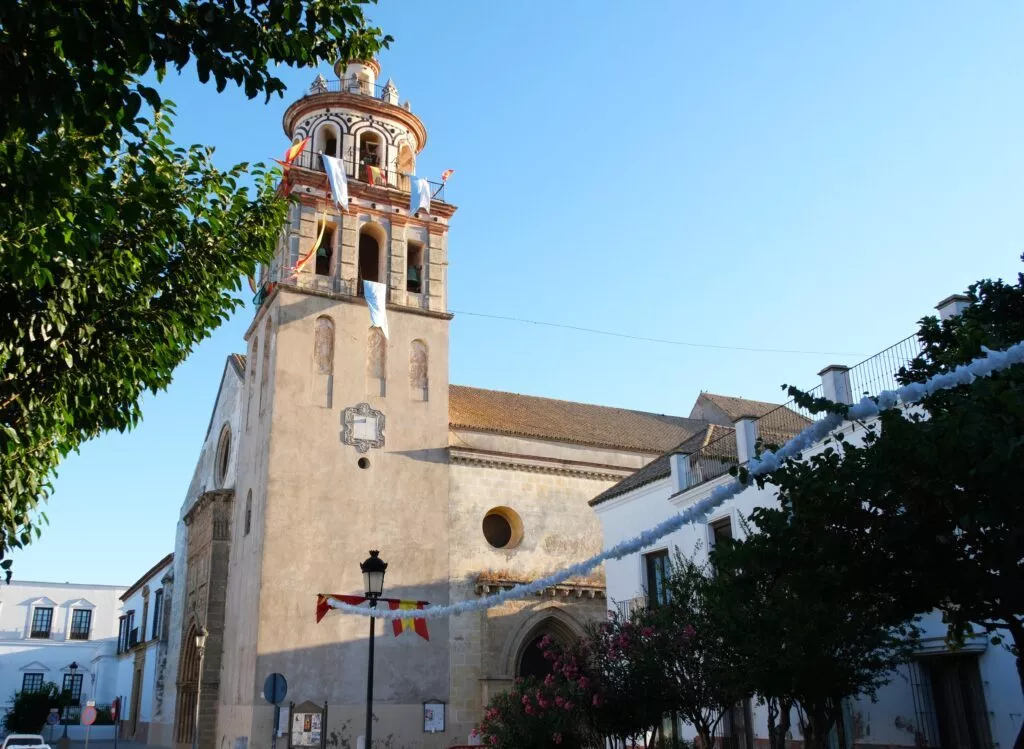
<box><xmin>474</xmin><ymin>616</ymin><xmax>683</xmax><ymax>748</ymax></box>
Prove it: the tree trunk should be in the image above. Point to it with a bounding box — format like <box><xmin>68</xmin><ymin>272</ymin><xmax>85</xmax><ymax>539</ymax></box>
<box><xmin>801</xmin><ymin>706</ymin><xmax>832</xmax><ymax>749</ymax></box>
<box><xmin>766</xmin><ymin>698</ymin><xmax>793</xmax><ymax>749</ymax></box>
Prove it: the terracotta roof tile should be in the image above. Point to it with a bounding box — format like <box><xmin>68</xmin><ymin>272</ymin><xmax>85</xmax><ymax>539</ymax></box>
<box><xmin>449</xmin><ymin>385</ymin><xmax>705</xmax><ymax>453</ymax></box>
<box><xmin>698</xmin><ymin>392</ymin><xmax>785</xmax><ymax>421</ymax></box>
<box><xmin>587</xmin><ymin>424</ymin><xmax>731</xmax><ymax>507</ymax></box>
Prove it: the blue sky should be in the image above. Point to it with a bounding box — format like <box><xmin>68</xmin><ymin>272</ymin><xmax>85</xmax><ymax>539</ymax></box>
<box><xmin>15</xmin><ymin>2</ymin><xmax>1024</xmax><ymax>585</ymax></box>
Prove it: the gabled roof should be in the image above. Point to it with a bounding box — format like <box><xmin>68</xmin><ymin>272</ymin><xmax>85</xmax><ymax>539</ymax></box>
<box><xmin>588</xmin><ymin>423</ymin><xmax>734</xmax><ymax>507</ymax></box>
<box><xmin>449</xmin><ymin>385</ymin><xmax>706</xmax><ymax>453</ymax></box>
<box><xmin>691</xmin><ymin>392</ymin><xmax>785</xmax><ymax>422</ymax></box>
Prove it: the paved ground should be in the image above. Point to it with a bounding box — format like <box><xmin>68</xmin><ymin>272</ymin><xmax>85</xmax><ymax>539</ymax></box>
<box><xmin>64</xmin><ymin>742</ymin><xmax>164</xmax><ymax>749</ymax></box>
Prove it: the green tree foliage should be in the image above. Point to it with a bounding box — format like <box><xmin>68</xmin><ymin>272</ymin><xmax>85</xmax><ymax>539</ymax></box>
<box><xmin>0</xmin><ymin>1</ymin><xmax>390</xmax><ymax>569</ymax></box>
<box><xmin>707</xmin><ymin>496</ymin><xmax>918</xmax><ymax>748</ymax></box>
<box><xmin>3</xmin><ymin>681</ymin><xmax>61</xmax><ymax>734</ymax></box>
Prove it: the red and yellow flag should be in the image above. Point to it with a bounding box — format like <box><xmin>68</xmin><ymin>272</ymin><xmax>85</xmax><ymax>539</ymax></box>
<box><xmin>316</xmin><ymin>594</ymin><xmax>369</xmax><ymax>623</ymax></box>
<box><xmin>440</xmin><ymin>169</ymin><xmax>454</xmax><ymax>182</ymax></box>
<box><xmin>285</xmin><ymin>138</ymin><xmax>309</xmax><ymax>164</ymax></box>
<box><xmin>287</xmin><ymin>213</ymin><xmax>327</xmax><ymax>278</ymax></box>
<box><xmin>365</xmin><ymin>165</ymin><xmax>387</xmax><ymax>185</ymax></box>
<box><xmin>389</xmin><ymin>600</ymin><xmax>429</xmax><ymax>640</ymax></box>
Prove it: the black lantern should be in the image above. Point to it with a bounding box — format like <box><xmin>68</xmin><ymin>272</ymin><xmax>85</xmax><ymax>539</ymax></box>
<box><xmin>360</xmin><ymin>550</ymin><xmax>387</xmax><ymax>601</ymax></box>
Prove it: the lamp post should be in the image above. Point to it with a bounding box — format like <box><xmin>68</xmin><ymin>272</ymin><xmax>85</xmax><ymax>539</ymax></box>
<box><xmin>192</xmin><ymin>626</ymin><xmax>209</xmax><ymax>749</ymax></box>
<box><xmin>360</xmin><ymin>550</ymin><xmax>387</xmax><ymax>749</ymax></box>
<box><xmin>62</xmin><ymin>661</ymin><xmax>78</xmax><ymax>739</ymax></box>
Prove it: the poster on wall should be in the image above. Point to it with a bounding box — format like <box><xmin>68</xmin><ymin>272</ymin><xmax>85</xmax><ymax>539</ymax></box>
<box><xmin>291</xmin><ymin>711</ymin><xmax>322</xmax><ymax>747</ymax></box>
<box><xmin>423</xmin><ymin>701</ymin><xmax>445</xmax><ymax>733</ymax></box>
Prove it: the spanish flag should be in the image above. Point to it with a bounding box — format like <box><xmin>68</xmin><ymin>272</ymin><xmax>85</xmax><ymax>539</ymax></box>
<box><xmin>316</xmin><ymin>594</ymin><xmax>369</xmax><ymax>623</ymax></box>
<box><xmin>389</xmin><ymin>600</ymin><xmax>429</xmax><ymax>640</ymax></box>
<box><xmin>289</xmin><ymin>214</ymin><xmax>327</xmax><ymax>277</ymax></box>
<box><xmin>365</xmin><ymin>165</ymin><xmax>387</xmax><ymax>185</ymax></box>
<box><xmin>440</xmin><ymin>169</ymin><xmax>454</xmax><ymax>182</ymax></box>
<box><xmin>285</xmin><ymin>138</ymin><xmax>309</xmax><ymax>164</ymax></box>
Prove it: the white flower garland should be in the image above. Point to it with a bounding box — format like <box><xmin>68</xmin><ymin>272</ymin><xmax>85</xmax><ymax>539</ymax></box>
<box><xmin>327</xmin><ymin>342</ymin><xmax>1024</xmax><ymax>620</ymax></box>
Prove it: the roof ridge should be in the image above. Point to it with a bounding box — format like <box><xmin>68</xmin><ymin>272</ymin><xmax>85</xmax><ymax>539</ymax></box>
<box><xmin>449</xmin><ymin>383</ymin><xmax>691</xmax><ymax>421</ymax></box>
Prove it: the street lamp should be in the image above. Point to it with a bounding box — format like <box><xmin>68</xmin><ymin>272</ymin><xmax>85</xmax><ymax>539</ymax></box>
<box><xmin>62</xmin><ymin>661</ymin><xmax>78</xmax><ymax>739</ymax></box>
<box><xmin>192</xmin><ymin>626</ymin><xmax>209</xmax><ymax>749</ymax></box>
<box><xmin>360</xmin><ymin>550</ymin><xmax>387</xmax><ymax>749</ymax></box>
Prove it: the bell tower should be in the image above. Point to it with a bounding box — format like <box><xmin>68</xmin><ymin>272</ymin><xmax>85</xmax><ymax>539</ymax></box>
<box><xmin>221</xmin><ymin>59</ymin><xmax>458</xmax><ymax>748</ymax></box>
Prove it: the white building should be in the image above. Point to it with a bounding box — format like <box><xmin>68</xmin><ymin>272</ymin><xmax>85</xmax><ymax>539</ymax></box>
<box><xmin>591</xmin><ymin>294</ymin><xmax>1023</xmax><ymax>749</ymax></box>
<box><xmin>0</xmin><ymin>580</ymin><xmax>126</xmax><ymax>738</ymax></box>
<box><xmin>113</xmin><ymin>553</ymin><xmax>174</xmax><ymax>745</ymax></box>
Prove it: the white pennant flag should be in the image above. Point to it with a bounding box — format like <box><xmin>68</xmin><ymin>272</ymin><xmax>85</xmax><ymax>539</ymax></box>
<box><xmin>410</xmin><ymin>176</ymin><xmax>431</xmax><ymax>215</ymax></box>
<box><xmin>322</xmin><ymin>154</ymin><xmax>349</xmax><ymax>210</ymax></box>
<box><xmin>363</xmin><ymin>280</ymin><xmax>389</xmax><ymax>339</ymax></box>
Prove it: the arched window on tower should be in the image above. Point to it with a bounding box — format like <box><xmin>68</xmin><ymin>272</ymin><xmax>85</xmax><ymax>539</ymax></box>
<box><xmin>259</xmin><ymin>317</ymin><xmax>272</xmax><ymax>417</ymax></box>
<box><xmin>313</xmin><ymin>316</ymin><xmax>335</xmax><ymax>408</ymax></box>
<box><xmin>367</xmin><ymin>327</ymin><xmax>387</xmax><ymax>397</ymax></box>
<box><xmin>316</xmin><ymin>124</ymin><xmax>340</xmax><ymax>158</ymax></box>
<box><xmin>406</xmin><ymin>241</ymin><xmax>424</xmax><ymax>294</ymax></box>
<box><xmin>315</xmin><ymin>226</ymin><xmax>335</xmax><ymax>277</ymax></box>
<box><xmin>358</xmin><ymin>131</ymin><xmax>382</xmax><ymax>172</ymax></box>
<box><xmin>357</xmin><ymin>224</ymin><xmax>384</xmax><ymax>296</ymax></box>
<box><xmin>246</xmin><ymin>336</ymin><xmax>258</xmax><ymax>431</ymax></box>
<box><xmin>397</xmin><ymin>144</ymin><xmax>415</xmax><ymax>192</ymax></box>
<box><xmin>409</xmin><ymin>340</ymin><xmax>428</xmax><ymax>401</ymax></box>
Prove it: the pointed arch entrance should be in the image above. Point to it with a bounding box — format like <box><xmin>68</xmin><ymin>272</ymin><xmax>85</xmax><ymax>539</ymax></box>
<box><xmin>509</xmin><ymin>608</ymin><xmax>586</xmax><ymax>681</ymax></box>
<box><xmin>174</xmin><ymin>622</ymin><xmax>201</xmax><ymax>745</ymax></box>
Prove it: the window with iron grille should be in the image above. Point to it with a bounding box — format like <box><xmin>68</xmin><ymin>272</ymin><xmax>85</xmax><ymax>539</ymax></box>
<box><xmin>21</xmin><ymin>673</ymin><xmax>43</xmax><ymax>693</ymax></box>
<box><xmin>69</xmin><ymin>609</ymin><xmax>91</xmax><ymax>640</ymax></box>
<box><xmin>62</xmin><ymin>673</ymin><xmax>83</xmax><ymax>704</ymax></box>
<box><xmin>30</xmin><ymin>607</ymin><xmax>53</xmax><ymax>638</ymax></box>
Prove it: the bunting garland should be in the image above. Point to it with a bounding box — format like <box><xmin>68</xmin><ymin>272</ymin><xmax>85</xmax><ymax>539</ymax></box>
<box><xmin>316</xmin><ymin>594</ymin><xmax>430</xmax><ymax>640</ymax></box>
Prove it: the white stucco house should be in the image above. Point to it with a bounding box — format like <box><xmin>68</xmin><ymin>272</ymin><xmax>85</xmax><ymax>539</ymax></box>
<box><xmin>113</xmin><ymin>553</ymin><xmax>174</xmax><ymax>745</ymax></box>
<box><xmin>0</xmin><ymin>580</ymin><xmax>126</xmax><ymax>739</ymax></box>
<box><xmin>590</xmin><ymin>294</ymin><xmax>1024</xmax><ymax>749</ymax></box>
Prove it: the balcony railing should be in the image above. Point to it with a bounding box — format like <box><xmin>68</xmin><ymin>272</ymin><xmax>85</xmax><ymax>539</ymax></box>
<box><xmin>308</xmin><ymin>78</ymin><xmax>387</xmax><ymax>99</ymax></box>
<box><xmin>614</xmin><ymin>596</ymin><xmax>648</xmax><ymax>621</ymax></box>
<box><xmin>290</xmin><ymin>149</ymin><xmax>447</xmax><ymax>203</ymax></box>
<box><xmin>253</xmin><ymin>264</ymin><xmax>433</xmax><ymax>311</ymax></box>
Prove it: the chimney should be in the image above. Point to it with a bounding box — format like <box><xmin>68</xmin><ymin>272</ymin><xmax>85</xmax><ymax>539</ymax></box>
<box><xmin>818</xmin><ymin>364</ymin><xmax>853</xmax><ymax>405</ymax></box>
<box><xmin>935</xmin><ymin>294</ymin><xmax>971</xmax><ymax>321</ymax></box>
<box><xmin>733</xmin><ymin>417</ymin><xmax>759</xmax><ymax>463</ymax></box>
<box><xmin>669</xmin><ymin>453</ymin><xmax>691</xmax><ymax>493</ymax></box>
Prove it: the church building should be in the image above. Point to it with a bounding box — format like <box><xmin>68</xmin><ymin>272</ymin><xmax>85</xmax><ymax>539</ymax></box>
<box><xmin>157</xmin><ymin>59</ymin><xmax>780</xmax><ymax>749</ymax></box>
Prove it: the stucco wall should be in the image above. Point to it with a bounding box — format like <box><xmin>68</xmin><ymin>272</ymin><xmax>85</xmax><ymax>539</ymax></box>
<box><xmin>446</xmin><ymin>461</ymin><xmax>614</xmax><ymax>742</ymax></box>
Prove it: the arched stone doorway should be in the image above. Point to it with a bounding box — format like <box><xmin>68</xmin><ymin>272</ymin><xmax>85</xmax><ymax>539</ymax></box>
<box><xmin>513</xmin><ymin>611</ymin><xmax>583</xmax><ymax>681</ymax></box>
<box><xmin>174</xmin><ymin>623</ymin><xmax>200</xmax><ymax>746</ymax></box>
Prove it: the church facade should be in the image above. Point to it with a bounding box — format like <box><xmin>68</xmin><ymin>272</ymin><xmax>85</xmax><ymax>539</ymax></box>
<box><xmin>162</xmin><ymin>60</ymin><xmax>730</xmax><ymax>749</ymax></box>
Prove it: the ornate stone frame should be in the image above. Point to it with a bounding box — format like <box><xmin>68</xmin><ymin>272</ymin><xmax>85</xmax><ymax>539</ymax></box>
<box><xmin>341</xmin><ymin>402</ymin><xmax>385</xmax><ymax>453</ymax></box>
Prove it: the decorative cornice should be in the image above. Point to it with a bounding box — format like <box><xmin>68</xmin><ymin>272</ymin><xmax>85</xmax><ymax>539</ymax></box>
<box><xmin>184</xmin><ymin>489</ymin><xmax>234</xmax><ymax>526</ymax></box>
<box><xmin>449</xmin><ymin>447</ymin><xmax>632</xmax><ymax>482</ymax></box>
<box><xmin>283</xmin><ymin>92</ymin><xmax>427</xmax><ymax>152</ymax></box>
<box><xmin>474</xmin><ymin>578</ymin><xmax>606</xmax><ymax>600</ymax></box>
<box><xmin>285</xmin><ymin>169</ymin><xmax>457</xmax><ymax>220</ymax></box>
<box><xmin>276</xmin><ymin>282</ymin><xmax>454</xmax><ymax>321</ymax></box>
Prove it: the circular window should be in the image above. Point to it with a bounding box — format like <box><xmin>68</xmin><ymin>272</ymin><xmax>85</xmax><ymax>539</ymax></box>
<box><xmin>358</xmin><ymin>457</ymin><xmax>370</xmax><ymax>469</ymax></box>
<box><xmin>214</xmin><ymin>424</ymin><xmax>231</xmax><ymax>488</ymax></box>
<box><xmin>482</xmin><ymin>507</ymin><xmax>523</xmax><ymax>549</ymax></box>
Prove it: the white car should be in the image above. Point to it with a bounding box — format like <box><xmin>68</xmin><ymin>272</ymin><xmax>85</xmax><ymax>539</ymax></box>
<box><xmin>2</xmin><ymin>734</ymin><xmax>51</xmax><ymax>749</ymax></box>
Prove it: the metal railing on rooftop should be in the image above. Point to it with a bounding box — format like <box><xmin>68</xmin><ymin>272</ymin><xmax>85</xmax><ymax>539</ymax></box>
<box><xmin>306</xmin><ymin>78</ymin><xmax>389</xmax><ymax>99</ymax></box>
<box><xmin>847</xmin><ymin>334</ymin><xmax>922</xmax><ymax>400</ymax></box>
<box><xmin>290</xmin><ymin>149</ymin><xmax>447</xmax><ymax>203</ymax></box>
